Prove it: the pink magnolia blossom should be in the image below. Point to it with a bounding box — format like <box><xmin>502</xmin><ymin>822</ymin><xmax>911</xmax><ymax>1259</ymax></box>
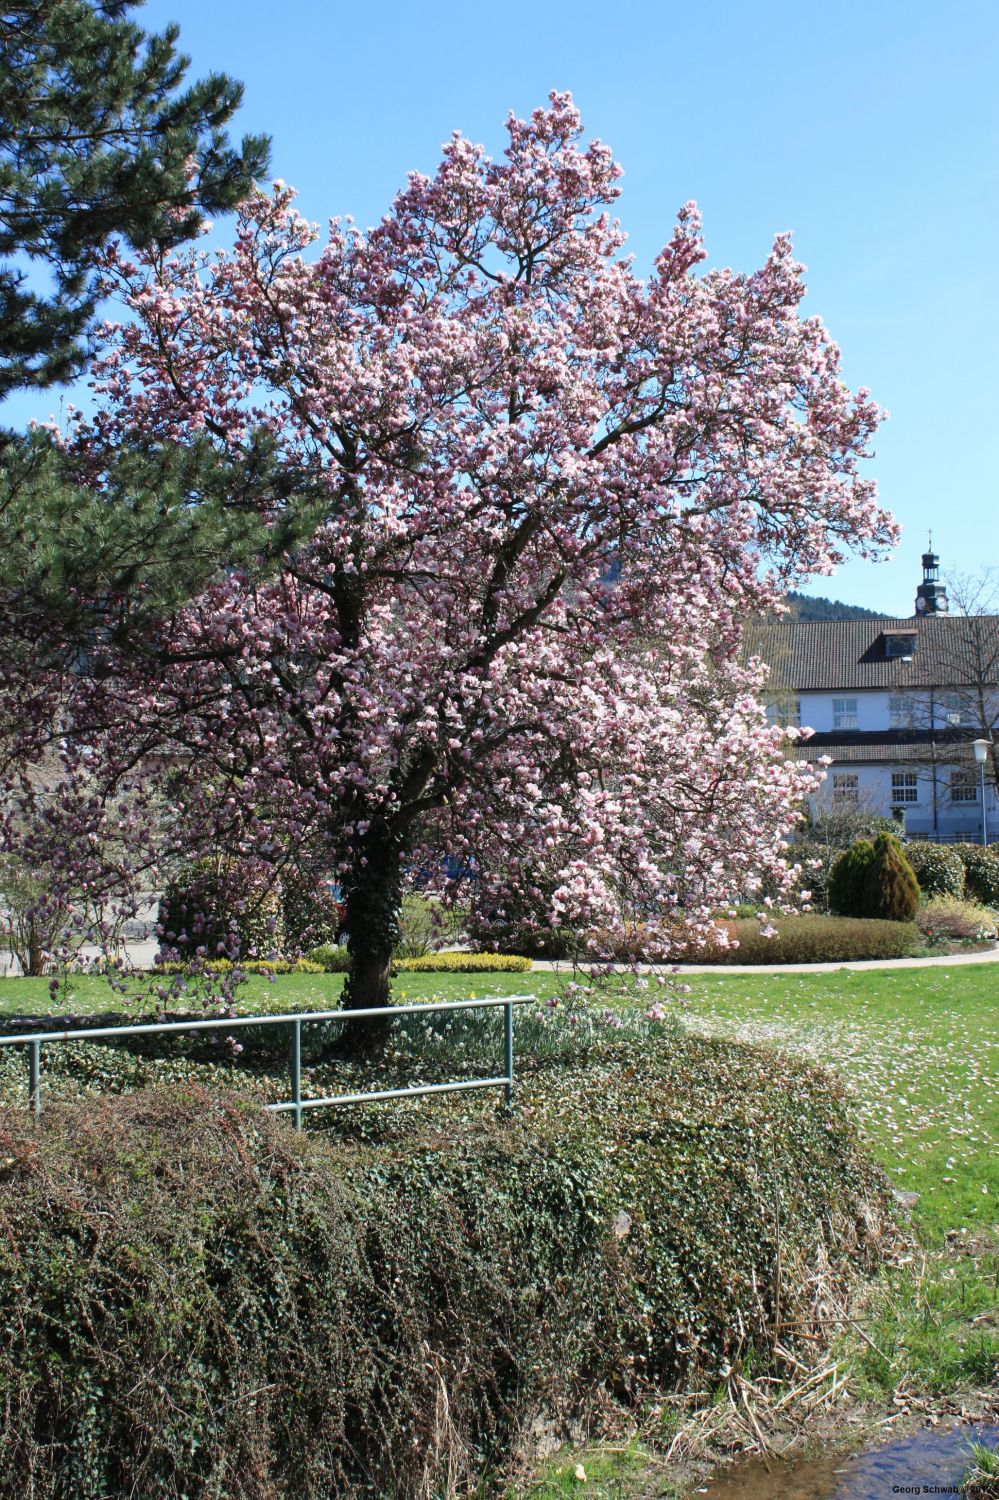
<box><xmin>1</xmin><ymin>94</ymin><xmax>896</xmax><ymax>1008</ymax></box>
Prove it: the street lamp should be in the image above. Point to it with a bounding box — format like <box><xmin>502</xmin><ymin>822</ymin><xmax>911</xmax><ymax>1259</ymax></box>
<box><xmin>971</xmin><ymin>739</ymin><xmax>991</xmax><ymax>848</ymax></box>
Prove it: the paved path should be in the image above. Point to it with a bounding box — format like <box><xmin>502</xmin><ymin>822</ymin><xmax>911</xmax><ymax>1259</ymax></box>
<box><xmin>530</xmin><ymin>945</ymin><xmax>999</xmax><ymax>976</ymax></box>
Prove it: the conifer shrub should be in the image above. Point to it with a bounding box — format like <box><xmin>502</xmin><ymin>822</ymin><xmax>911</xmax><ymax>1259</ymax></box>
<box><xmin>0</xmin><ymin>1033</ymin><xmax>895</xmax><ymax>1499</ymax></box>
<box><xmin>904</xmin><ymin>842</ymin><xmax>966</xmax><ymax>899</ymax></box>
<box><xmin>863</xmin><ymin>833</ymin><xmax>920</xmax><ymax>922</ymax></box>
<box><xmin>828</xmin><ymin>839</ymin><xmax>876</xmax><ymax>917</ymax></box>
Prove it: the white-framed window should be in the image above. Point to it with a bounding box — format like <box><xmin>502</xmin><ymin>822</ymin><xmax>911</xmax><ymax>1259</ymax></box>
<box><xmin>891</xmin><ymin>771</ymin><xmax>919</xmax><ymax>804</ymax></box>
<box><xmin>949</xmin><ymin>769</ymin><xmax>978</xmax><ymax>804</ymax></box>
<box><xmin>889</xmin><ymin>694</ymin><xmax>915</xmax><ymax>728</ymax></box>
<box><xmin>765</xmin><ymin>697</ymin><xmax>802</xmax><ymax>728</ymax></box>
<box><xmin>833</xmin><ymin>697</ymin><xmax>859</xmax><ymax>730</ymax></box>
<box><xmin>883</xmin><ymin>632</ymin><xmax>917</xmax><ymax>659</ymax></box>
<box><xmin>937</xmin><ymin>692</ymin><xmax>976</xmax><ymax>728</ymax></box>
<box><xmin>832</xmin><ymin>772</ymin><xmax>860</xmax><ymax>804</ymax></box>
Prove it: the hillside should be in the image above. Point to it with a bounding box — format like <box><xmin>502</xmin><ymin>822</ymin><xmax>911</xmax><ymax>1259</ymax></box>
<box><xmin>785</xmin><ymin>590</ymin><xmax>889</xmax><ymax>622</ymax></box>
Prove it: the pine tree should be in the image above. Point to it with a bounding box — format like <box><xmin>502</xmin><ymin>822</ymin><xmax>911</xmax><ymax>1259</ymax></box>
<box><xmin>0</xmin><ymin>0</ymin><xmax>270</xmax><ymax>397</ymax></box>
<box><xmin>0</xmin><ymin>429</ymin><xmax>326</xmax><ymax>659</ymax></box>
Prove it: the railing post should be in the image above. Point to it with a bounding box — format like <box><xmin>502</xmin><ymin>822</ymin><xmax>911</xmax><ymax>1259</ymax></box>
<box><xmin>28</xmin><ymin>1040</ymin><xmax>41</xmax><ymax>1123</ymax></box>
<box><xmin>503</xmin><ymin>1000</ymin><xmax>513</xmax><ymax>1111</ymax></box>
<box><xmin>290</xmin><ymin>1018</ymin><xmax>302</xmax><ymax>1130</ymax></box>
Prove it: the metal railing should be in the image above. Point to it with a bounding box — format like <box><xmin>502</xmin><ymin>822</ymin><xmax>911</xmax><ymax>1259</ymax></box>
<box><xmin>0</xmin><ymin>995</ymin><xmax>534</xmax><ymax>1128</ymax></box>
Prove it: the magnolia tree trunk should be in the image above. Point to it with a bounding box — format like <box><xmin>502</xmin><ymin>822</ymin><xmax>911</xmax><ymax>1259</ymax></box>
<box><xmin>339</xmin><ymin>829</ymin><xmax>403</xmax><ymax>1049</ymax></box>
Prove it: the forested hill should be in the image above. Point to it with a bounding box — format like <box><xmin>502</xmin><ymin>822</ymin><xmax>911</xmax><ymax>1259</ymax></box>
<box><xmin>785</xmin><ymin>591</ymin><xmax>889</xmax><ymax>622</ymax></box>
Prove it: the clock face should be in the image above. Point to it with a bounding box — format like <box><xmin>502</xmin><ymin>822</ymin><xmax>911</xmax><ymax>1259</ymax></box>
<box><xmin>916</xmin><ymin>597</ymin><xmax>927</xmax><ymax>612</ymax></box>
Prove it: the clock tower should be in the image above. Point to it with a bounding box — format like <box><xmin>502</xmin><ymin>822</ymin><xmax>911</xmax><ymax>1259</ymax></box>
<box><xmin>914</xmin><ymin>539</ymin><xmax>948</xmax><ymax>616</ymax></box>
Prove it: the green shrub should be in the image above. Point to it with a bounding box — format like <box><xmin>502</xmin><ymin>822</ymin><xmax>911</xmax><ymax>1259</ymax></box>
<box><xmin>0</xmin><ymin>1035</ymin><xmax>894</xmax><ymax>1498</ymax></box>
<box><xmin>469</xmin><ymin>922</ymin><xmax>579</xmax><ymax>960</ymax></box>
<box><xmin>904</xmin><ymin>842</ymin><xmax>966</xmax><ymax>899</ymax></box>
<box><xmin>828</xmin><ymin>840</ymin><xmax>876</xmax><ymax>917</ymax></box>
<box><xmin>305</xmin><ymin>944</ymin><xmax>351</xmax><ymax>972</ymax></box>
<box><xmin>395</xmin><ymin>951</ymin><xmax>532</xmax><ymax>973</ymax></box>
<box><xmin>952</xmin><ymin>844</ymin><xmax>999</xmax><ymax>907</ymax></box>
<box><xmin>863</xmin><ymin>833</ymin><xmax>920</xmax><ymax>923</ymax></box>
<box><xmin>158</xmin><ymin>859</ymin><xmax>284</xmax><ymax>960</ymax></box>
<box><xmin>916</xmin><ymin>896</ymin><xmax>998</xmax><ymax>944</ymax></box>
<box><xmin>700</xmin><ymin>914</ymin><xmax>921</xmax><ymax>964</ymax></box>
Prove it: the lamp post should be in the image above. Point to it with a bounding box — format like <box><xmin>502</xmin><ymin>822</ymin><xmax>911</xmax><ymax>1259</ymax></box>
<box><xmin>971</xmin><ymin>739</ymin><xmax>991</xmax><ymax>848</ymax></box>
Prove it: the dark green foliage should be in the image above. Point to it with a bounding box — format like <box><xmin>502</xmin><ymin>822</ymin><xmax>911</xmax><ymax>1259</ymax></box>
<box><xmin>863</xmin><ymin>833</ymin><xmax>921</xmax><ymax>923</ymax></box>
<box><xmin>0</xmin><ymin>0</ymin><xmax>269</xmax><ymax>396</ymax></box>
<box><xmin>785</xmin><ymin>591</ymin><xmax>889</xmax><ymax>622</ymax></box>
<box><xmin>702</xmin><ymin>914</ymin><xmax>921</xmax><ymax>964</ymax></box>
<box><xmin>904</xmin><ymin>842</ymin><xmax>966</xmax><ymax>899</ymax></box>
<box><xmin>951</xmin><ymin>844</ymin><xmax>999</xmax><ymax>907</ymax></box>
<box><xmin>828</xmin><ymin>839</ymin><xmax>877</xmax><ymax>917</ymax></box>
<box><xmin>0</xmin><ymin>432</ymin><xmax>326</xmax><ymax>664</ymax></box>
<box><xmin>157</xmin><ymin>859</ymin><xmax>284</xmax><ymax>961</ymax></box>
<box><xmin>0</xmin><ymin>1030</ymin><xmax>894</xmax><ymax>1497</ymax></box>
<box><xmin>787</xmin><ymin>813</ymin><xmax>902</xmax><ymax>912</ymax></box>
<box><xmin>479</xmin><ymin>923</ymin><xmax>581</xmax><ymax>959</ymax></box>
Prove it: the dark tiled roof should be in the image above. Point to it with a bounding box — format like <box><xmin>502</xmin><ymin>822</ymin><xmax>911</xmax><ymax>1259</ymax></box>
<box><xmin>744</xmin><ymin>615</ymin><xmax>999</xmax><ymax>691</ymax></box>
<box><xmin>793</xmin><ymin>731</ymin><xmax>981</xmax><ymax>765</ymax></box>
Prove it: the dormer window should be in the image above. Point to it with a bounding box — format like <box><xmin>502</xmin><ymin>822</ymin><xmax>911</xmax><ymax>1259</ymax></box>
<box><xmin>883</xmin><ymin>631</ymin><xmax>917</xmax><ymax>659</ymax></box>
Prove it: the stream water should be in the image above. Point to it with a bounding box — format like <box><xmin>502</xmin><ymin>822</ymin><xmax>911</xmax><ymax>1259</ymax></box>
<box><xmin>699</xmin><ymin>1423</ymin><xmax>999</xmax><ymax>1499</ymax></box>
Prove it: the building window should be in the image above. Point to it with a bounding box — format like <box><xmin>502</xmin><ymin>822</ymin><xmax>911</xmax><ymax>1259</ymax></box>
<box><xmin>889</xmin><ymin>694</ymin><xmax>915</xmax><ymax>728</ymax></box>
<box><xmin>832</xmin><ymin>772</ymin><xmax>859</xmax><ymax>804</ymax></box>
<box><xmin>937</xmin><ymin>693</ymin><xmax>975</xmax><ymax>728</ymax></box>
<box><xmin>833</xmin><ymin>697</ymin><xmax>859</xmax><ymax>730</ymax></box>
<box><xmin>891</xmin><ymin>771</ymin><xmax>919</xmax><ymax>804</ymax></box>
<box><xmin>765</xmin><ymin>697</ymin><xmax>802</xmax><ymax>728</ymax></box>
<box><xmin>883</xmin><ymin>632</ymin><xmax>917</xmax><ymax>659</ymax></box>
<box><xmin>950</xmin><ymin>769</ymin><xmax>978</xmax><ymax>804</ymax></box>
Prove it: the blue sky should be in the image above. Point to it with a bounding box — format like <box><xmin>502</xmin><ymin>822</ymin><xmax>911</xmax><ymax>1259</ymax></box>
<box><xmin>11</xmin><ymin>0</ymin><xmax>998</xmax><ymax>615</ymax></box>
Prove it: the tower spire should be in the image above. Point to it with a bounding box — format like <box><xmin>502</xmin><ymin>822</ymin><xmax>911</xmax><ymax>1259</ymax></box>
<box><xmin>915</xmin><ymin>540</ymin><xmax>948</xmax><ymax>616</ymax></box>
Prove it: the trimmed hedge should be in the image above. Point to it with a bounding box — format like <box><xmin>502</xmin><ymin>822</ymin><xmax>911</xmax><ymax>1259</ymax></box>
<box><xmin>157</xmin><ymin>957</ymin><xmax>324</xmax><ymax>976</ymax></box>
<box><xmin>952</xmin><ymin>844</ymin><xmax>999</xmax><ymax>907</ymax></box>
<box><xmin>395</xmin><ymin>951</ymin><xmax>532</xmax><ymax>973</ymax></box>
<box><xmin>0</xmin><ymin>1029</ymin><xmax>894</xmax><ymax>1497</ymax></box>
<box><xmin>698</xmin><ymin>914</ymin><xmax>922</xmax><ymax>964</ymax></box>
<box><xmin>905</xmin><ymin>842</ymin><xmax>966</xmax><ymax>899</ymax></box>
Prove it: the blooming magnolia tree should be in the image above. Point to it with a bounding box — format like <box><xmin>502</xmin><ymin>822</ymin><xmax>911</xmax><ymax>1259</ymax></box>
<box><xmin>3</xmin><ymin>94</ymin><xmax>897</xmax><ymax>1008</ymax></box>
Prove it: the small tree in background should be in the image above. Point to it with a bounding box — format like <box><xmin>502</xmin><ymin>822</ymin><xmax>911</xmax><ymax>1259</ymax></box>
<box><xmin>828</xmin><ymin>840</ymin><xmax>876</xmax><ymax>918</ymax></box>
<box><xmin>863</xmin><ymin>833</ymin><xmax>920</xmax><ymax>923</ymax></box>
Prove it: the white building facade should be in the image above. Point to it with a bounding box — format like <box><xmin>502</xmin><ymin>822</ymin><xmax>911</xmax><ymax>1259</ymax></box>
<box><xmin>745</xmin><ymin>556</ymin><xmax>999</xmax><ymax>844</ymax></box>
